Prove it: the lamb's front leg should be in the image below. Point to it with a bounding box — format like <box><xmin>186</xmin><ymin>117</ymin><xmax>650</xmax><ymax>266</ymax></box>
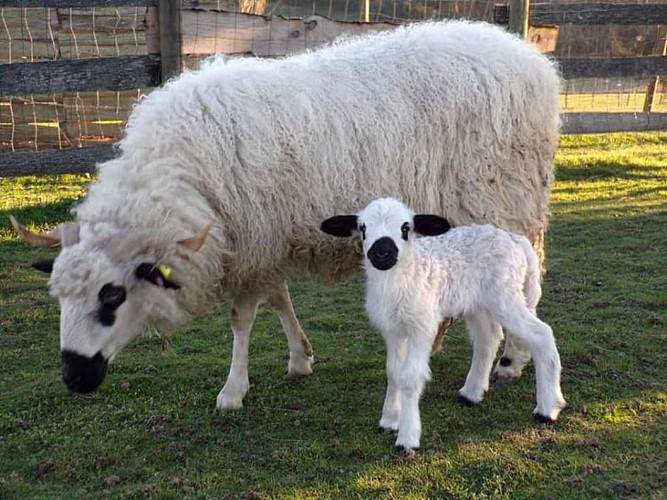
<box><xmin>379</xmin><ymin>336</ymin><xmax>407</xmax><ymax>433</ymax></box>
<box><xmin>395</xmin><ymin>332</ymin><xmax>434</xmax><ymax>451</ymax></box>
<box><xmin>216</xmin><ymin>295</ymin><xmax>260</xmax><ymax>410</ymax></box>
<box><xmin>267</xmin><ymin>280</ymin><xmax>314</xmax><ymax>378</ymax></box>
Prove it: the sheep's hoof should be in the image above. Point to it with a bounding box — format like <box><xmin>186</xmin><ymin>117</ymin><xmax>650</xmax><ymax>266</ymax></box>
<box><xmin>395</xmin><ymin>445</ymin><xmax>418</xmax><ymax>455</ymax></box>
<box><xmin>378</xmin><ymin>426</ymin><xmax>398</xmax><ymax>436</ymax></box>
<box><xmin>216</xmin><ymin>393</ymin><xmax>244</xmax><ymax>411</ymax></box>
<box><xmin>534</xmin><ymin>413</ymin><xmax>556</xmax><ymax>425</ymax></box>
<box><xmin>456</xmin><ymin>392</ymin><xmax>478</xmax><ymax>407</ymax></box>
<box><xmin>285</xmin><ymin>354</ymin><xmax>314</xmax><ymax>379</ymax></box>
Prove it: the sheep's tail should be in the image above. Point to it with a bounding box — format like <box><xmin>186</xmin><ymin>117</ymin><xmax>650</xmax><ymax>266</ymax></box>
<box><xmin>515</xmin><ymin>234</ymin><xmax>542</xmax><ymax>312</ymax></box>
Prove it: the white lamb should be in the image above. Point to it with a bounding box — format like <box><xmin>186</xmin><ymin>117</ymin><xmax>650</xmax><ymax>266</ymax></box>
<box><xmin>321</xmin><ymin>198</ymin><xmax>566</xmax><ymax>451</ymax></box>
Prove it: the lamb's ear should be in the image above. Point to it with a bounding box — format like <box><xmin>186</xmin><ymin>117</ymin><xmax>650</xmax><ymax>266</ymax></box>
<box><xmin>31</xmin><ymin>259</ymin><xmax>54</xmax><ymax>273</ymax></box>
<box><xmin>413</xmin><ymin>214</ymin><xmax>451</xmax><ymax>236</ymax></box>
<box><xmin>320</xmin><ymin>215</ymin><xmax>358</xmax><ymax>237</ymax></box>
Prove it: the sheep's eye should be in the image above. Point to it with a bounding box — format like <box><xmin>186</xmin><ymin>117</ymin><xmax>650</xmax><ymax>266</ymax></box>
<box><xmin>359</xmin><ymin>224</ymin><xmax>366</xmax><ymax>240</ymax></box>
<box><xmin>98</xmin><ymin>283</ymin><xmax>126</xmax><ymax>310</ymax></box>
<box><xmin>401</xmin><ymin>222</ymin><xmax>410</xmax><ymax>241</ymax></box>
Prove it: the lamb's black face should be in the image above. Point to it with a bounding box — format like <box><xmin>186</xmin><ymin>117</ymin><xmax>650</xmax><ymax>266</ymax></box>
<box><xmin>367</xmin><ymin>237</ymin><xmax>399</xmax><ymax>270</ymax></box>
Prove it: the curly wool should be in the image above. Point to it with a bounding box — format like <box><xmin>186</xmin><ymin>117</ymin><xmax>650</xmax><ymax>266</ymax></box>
<box><xmin>73</xmin><ymin>20</ymin><xmax>560</xmax><ymax>319</ymax></box>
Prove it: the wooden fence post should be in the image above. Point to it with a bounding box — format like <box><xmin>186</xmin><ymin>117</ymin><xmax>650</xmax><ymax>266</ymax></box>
<box><xmin>509</xmin><ymin>0</ymin><xmax>530</xmax><ymax>39</ymax></box>
<box><xmin>159</xmin><ymin>0</ymin><xmax>182</xmax><ymax>83</ymax></box>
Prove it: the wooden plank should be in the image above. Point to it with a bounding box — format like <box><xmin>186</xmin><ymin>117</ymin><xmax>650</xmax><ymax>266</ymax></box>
<box><xmin>557</xmin><ymin>56</ymin><xmax>667</xmax><ymax>80</ymax></box>
<box><xmin>562</xmin><ymin>112</ymin><xmax>667</xmax><ymax>134</ymax></box>
<box><xmin>0</xmin><ymin>1</ymin><xmax>158</xmax><ymax>7</ymax></box>
<box><xmin>0</xmin><ymin>144</ymin><xmax>116</xmax><ymax>176</ymax></box>
<box><xmin>159</xmin><ymin>0</ymin><xmax>181</xmax><ymax>81</ymax></box>
<box><xmin>0</xmin><ymin>55</ymin><xmax>160</xmax><ymax>96</ymax></box>
<box><xmin>57</xmin><ymin>7</ymin><xmax>147</xmax><ymax>33</ymax></box>
<box><xmin>495</xmin><ymin>2</ymin><xmax>667</xmax><ymax>26</ymax></box>
<box><xmin>181</xmin><ymin>10</ymin><xmax>397</xmax><ymax>57</ymax></box>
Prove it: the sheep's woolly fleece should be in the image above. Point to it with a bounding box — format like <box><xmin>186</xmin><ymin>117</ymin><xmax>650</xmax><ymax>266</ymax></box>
<box><xmin>70</xmin><ymin>20</ymin><xmax>560</xmax><ymax>319</ymax></box>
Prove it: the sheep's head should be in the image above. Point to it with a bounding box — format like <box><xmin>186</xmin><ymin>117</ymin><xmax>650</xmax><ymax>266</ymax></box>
<box><xmin>10</xmin><ymin>216</ymin><xmax>210</xmax><ymax>394</ymax></box>
<box><xmin>320</xmin><ymin>198</ymin><xmax>451</xmax><ymax>271</ymax></box>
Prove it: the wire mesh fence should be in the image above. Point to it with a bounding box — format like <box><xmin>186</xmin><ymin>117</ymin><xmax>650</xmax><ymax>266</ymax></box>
<box><xmin>1</xmin><ymin>0</ymin><xmax>666</xmax><ymax>156</ymax></box>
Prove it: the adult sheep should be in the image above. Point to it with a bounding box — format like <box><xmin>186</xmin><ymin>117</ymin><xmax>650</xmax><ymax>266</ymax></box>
<box><xmin>12</xmin><ymin>20</ymin><xmax>561</xmax><ymax>410</ymax></box>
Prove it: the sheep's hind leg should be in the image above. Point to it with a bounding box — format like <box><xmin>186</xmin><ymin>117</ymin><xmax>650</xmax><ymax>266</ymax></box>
<box><xmin>216</xmin><ymin>296</ymin><xmax>260</xmax><ymax>410</ymax></box>
<box><xmin>268</xmin><ymin>280</ymin><xmax>314</xmax><ymax>378</ymax></box>
<box><xmin>458</xmin><ymin>311</ymin><xmax>503</xmax><ymax>405</ymax></box>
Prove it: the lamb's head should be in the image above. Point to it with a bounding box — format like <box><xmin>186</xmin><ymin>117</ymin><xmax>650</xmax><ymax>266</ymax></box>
<box><xmin>10</xmin><ymin>216</ymin><xmax>210</xmax><ymax>394</ymax></box>
<box><xmin>320</xmin><ymin>198</ymin><xmax>451</xmax><ymax>271</ymax></box>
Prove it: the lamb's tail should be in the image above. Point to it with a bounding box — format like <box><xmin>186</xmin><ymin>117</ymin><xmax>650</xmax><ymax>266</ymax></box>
<box><xmin>514</xmin><ymin>234</ymin><xmax>542</xmax><ymax>312</ymax></box>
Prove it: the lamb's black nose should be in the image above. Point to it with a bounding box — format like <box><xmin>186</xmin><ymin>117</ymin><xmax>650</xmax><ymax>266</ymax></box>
<box><xmin>61</xmin><ymin>350</ymin><xmax>108</xmax><ymax>393</ymax></box>
<box><xmin>367</xmin><ymin>237</ymin><xmax>399</xmax><ymax>270</ymax></box>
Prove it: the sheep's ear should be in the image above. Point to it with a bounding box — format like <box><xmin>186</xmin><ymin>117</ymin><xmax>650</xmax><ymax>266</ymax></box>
<box><xmin>320</xmin><ymin>215</ymin><xmax>358</xmax><ymax>237</ymax></box>
<box><xmin>413</xmin><ymin>214</ymin><xmax>451</xmax><ymax>236</ymax></box>
<box><xmin>31</xmin><ymin>259</ymin><xmax>54</xmax><ymax>273</ymax></box>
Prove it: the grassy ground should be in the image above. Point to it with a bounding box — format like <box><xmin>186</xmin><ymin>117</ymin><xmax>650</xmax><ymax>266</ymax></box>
<box><xmin>1</xmin><ymin>133</ymin><xmax>666</xmax><ymax>499</ymax></box>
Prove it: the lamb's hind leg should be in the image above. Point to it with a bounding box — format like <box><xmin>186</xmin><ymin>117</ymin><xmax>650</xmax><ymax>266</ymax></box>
<box><xmin>458</xmin><ymin>311</ymin><xmax>503</xmax><ymax>405</ymax></box>
<box><xmin>496</xmin><ymin>306</ymin><xmax>566</xmax><ymax>422</ymax></box>
<box><xmin>217</xmin><ymin>295</ymin><xmax>260</xmax><ymax>410</ymax></box>
<box><xmin>267</xmin><ymin>280</ymin><xmax>314</xmax><ymax>378</ymax></box>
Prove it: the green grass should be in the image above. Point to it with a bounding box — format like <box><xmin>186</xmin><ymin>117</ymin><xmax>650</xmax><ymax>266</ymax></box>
<box><xmin>1</xmin><ymin>133</ymin><xmax>666</xmax><ymax>498</ymax></box>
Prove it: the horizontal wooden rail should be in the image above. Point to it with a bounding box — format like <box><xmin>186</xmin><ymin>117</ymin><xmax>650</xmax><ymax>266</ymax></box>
<box><xmin>0</xmin><ymin>55</ymin><xmax>160</xmax><ymax>97</ymax></box>
<box><xmin>495</xmin><ymin>2</ymin><xmax>667</xmax><ymax>26</ymax></box>
<box><xmin>2</xmin><ymin>112</ymin><xmax>666</xmax><ymax>176</ymax></box>
<box><xmin>557</xmin><ymin>56</ymin><xmax>667</xmax><ymax>80</ymax></box>
<box><xmin>0</xmin><ymin>0</ymin><xmax>158</xmax><ymax>7</ymax></box>
<box><xmin>0</xmin><ymin>145</ymin><xmax>117</xmax><ymax>177</ymax></box>
<box><xmin>562</xmin><ymin>112</ymin><xmax>667</xmax><ymax>134</ymax></box>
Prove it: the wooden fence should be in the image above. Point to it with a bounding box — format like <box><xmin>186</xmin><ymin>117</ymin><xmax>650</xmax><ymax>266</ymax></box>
<box><xmin>0</xmin><ymin>0</ymin><xmax>666</xmax><ymax>176</ymax></box>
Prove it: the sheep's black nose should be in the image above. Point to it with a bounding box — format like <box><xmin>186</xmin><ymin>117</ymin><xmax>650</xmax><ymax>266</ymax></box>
<box><xmin>61</xmin><ymin>350</ymin><xmax>108</xmax><ymax>393</ymax></box>
<box><xmin>367</xmin><ymin>237</ymin><xmax>399</xmax><ymax>270</ymax></box>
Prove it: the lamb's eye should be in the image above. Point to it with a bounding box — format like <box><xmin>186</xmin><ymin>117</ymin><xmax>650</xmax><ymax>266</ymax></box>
<box><xmin>401</xmin><ymin>222</ymin><xmax>410</xmax><ymax>240</ymax></box>
<box><xmin>359</xmin><ymin>224</ymin><xmax>366</xmax><ymax>240</ymax></box>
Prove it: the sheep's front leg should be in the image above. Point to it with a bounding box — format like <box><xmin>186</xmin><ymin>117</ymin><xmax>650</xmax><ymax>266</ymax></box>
<box><xmin>216</xmin><ymin>296</ymin><xmax>260</xmax><ymax>410</ymax></box>
<box><xmin>267</xmin><ymin>280</ymin><xmax>314</xmax><ymax>378</ymax></box>
<box><xmin>379</xmin><ymin>336</ymin><xmax>407</xmax><ymax>433</ymax></box>
<box><xmin>458</xmin><ymin>311</ymin><xmax>503</xmax><ymax>404</ymax></box>
<box><xmin>395</xmin><ymin>331</ymin><xmax>434</xmax><ymax>451</ymax></box>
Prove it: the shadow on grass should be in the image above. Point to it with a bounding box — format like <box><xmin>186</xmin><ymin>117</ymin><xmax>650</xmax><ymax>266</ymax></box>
<box><xmin>0</xmin><ymin>199</ymin><xmax>79</xmax><ymax>231</ymax></box>
<box><xmin>556</xmin><ymin>159</ymin><xmax>667</xmax><ymax>183</ymax></box>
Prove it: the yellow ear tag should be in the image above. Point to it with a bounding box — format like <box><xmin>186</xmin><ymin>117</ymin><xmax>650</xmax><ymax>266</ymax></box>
<box><xmin>158</xmin><ymin>265</ymin><xmax>172</xmax><ymax>279</ymax></box>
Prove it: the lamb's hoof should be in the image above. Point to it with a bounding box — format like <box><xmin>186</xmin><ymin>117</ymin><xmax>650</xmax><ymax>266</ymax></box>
<box><xmin>456</xmin><ymin>392</ymin><xmax>478</xmax><ymax>407</ymax></box>
<box><xmin>378</xmin><ymin>426</ymin><xmax>398</xmax><ymax>436</ymax></box>
<box><xmin>395</xmin><ymin>445</ymin><xmax>418</xmax><ymax>456</ymax></box>
<box><xmin>534</xmin><ymin>413</ymin><xmax>556</xmax><ymax>425</ymax></box>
